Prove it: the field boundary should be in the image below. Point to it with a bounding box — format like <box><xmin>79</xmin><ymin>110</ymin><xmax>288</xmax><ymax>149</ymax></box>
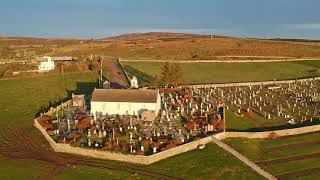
<box><xmin>119</xmin><ymin>58</ymin><xmax>320</xmax><ymax>63</ymax></box>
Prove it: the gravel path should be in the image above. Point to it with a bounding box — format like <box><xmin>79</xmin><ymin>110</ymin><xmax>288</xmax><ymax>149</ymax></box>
<box><xmin>212</xmin><ymin>137</ymin><xmax>277</xmax><ymax>180</ymax></box>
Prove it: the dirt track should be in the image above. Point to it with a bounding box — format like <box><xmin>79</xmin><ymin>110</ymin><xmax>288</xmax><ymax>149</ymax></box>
<box><xmin>0</xmin><ymin>123</ymin><xmax>181</xmax><ymax>180</ymax></box>
<box><xmin>102</xmin><ymin>59</ymin><xmax>130</xmax><ymax>89</ymax></box>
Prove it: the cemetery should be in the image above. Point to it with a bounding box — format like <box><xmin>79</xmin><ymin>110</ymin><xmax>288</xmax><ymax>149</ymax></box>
<box><xmin>209</xmin><ymin>79</ymin><xmax>320</xmax><ymax>128</ymax></box>
<box><xmin>36</xmin><ymin>77</ymin><xmax>320</xmax><ymax>157</ymax></box>
<box><xmin>36</xmin><ymin>87</ymin><xmax>226</xmax><ymax>156</ymax></box>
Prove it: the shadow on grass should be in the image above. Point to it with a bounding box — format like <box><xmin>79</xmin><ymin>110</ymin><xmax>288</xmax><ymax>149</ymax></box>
<box><xmin>35</xmin><ymin>81</ymin><xmax>98</xmax><ymax>117</ymax></box>
<box><xmin>123</xmin><ymin>65</ymin><xmax>155</xmax><ymax>86</ymax></box>
<box><xmin>227</xmin><ymin>119</ymin><xmax>320</xmax><ymax>132</ymax></box>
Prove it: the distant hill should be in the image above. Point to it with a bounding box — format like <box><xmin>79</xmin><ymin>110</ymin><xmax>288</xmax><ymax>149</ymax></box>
<box><xmin>1</xmin><ymin>32</ymin><xmax>320</xmax><ymax>61</ymax></box>
<box><xmin>268</xmin><ymin>38</ymin><xmax>320</xmax><ymax>43</ymax></box>
<box><xmin>0</xmin><ymin>36</ymin><xmax>81</xmax><ymax>46</ymax></box>
<box><xmin>100</xmin><ymin>32</ymin><xmax>229</xmax><ymax>41</ymax></box>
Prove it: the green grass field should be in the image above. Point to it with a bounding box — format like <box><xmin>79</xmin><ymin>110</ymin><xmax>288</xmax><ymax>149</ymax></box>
<box><xmin>0</xmin><ymin>72</ymin><xmax>262</xmax><ymax>179</ymax></box>
<box><xmin>224</xmin><ymin>132</ymin><xmax>320</xmax><ymax>178</ymax></box>
<box><xmin>122</xmin><ymin>60</ymin><xmax>320</xmax><ymax>85</ymax></box>
<box><xmin>0</xmin><ymin>64</ymin><xmax>7</xmax><ymax>75</ymax></box>
<box><xmin>225</xmin><ymin>110</ymin><xmax>286</xmax><ymax>131</ymax></box>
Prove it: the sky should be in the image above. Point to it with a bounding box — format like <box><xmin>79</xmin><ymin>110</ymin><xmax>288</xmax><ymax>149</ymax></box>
<box><xmin>1</xmin><ymin>0</ymin><xmax>320</xmax><ymax>39</ymax></box>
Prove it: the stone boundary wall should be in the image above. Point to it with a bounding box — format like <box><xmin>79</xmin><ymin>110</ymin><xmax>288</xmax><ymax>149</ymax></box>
<box><xmin>180</xmin><ymin>77</ymin><xmax>320</xmax><ymax>89</ymax></box>
<box><xmin>34</xmin><ymin>113</ymin><xmax>320</xmax><ymax>165</ymax></box>
<box><xmin>45</xmin><ymin>100</ymin><xmax>72</xmax><ymax>116</ymax></box>
<box><xmin>215</xmin><ymin>125</ymin><xmax>320</xmax><ymax>140</ymax></box>
<box><xmin>34</xmin><ymin>99</ymin><xmax>320</xmax><ymax>165</ymax></box>
<box><xmin>35</xmin><ymin>117</ymin><xmax>212</xmax><ymax>164</ymax></box>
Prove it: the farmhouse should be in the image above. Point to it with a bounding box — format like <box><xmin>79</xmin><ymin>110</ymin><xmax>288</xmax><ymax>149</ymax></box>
<box><xmin>91</xmin><ymin>89</ymin><xmax>161</xmax><ymax>118</ymax></box>
<box><xmin>38</xmin><ymin>56</ymin><xmax>55</xmax><ymax>71</ymax></box>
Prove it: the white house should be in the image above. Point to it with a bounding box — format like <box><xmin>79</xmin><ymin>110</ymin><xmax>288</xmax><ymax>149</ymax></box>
<box><xmin>91</xmin><ymin>89</ymin><xmax>161</xmax><ymax>118</ymax></box>
<box><xmin>38</xmin><ymin>56</ymin><xmax>55</xmax><ymax>71</ymax></box>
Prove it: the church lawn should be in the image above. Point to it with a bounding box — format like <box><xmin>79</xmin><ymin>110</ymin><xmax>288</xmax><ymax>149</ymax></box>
<box><xmin>121</xmin><ymin>60</ymin><xmax>320</xmax><ymax>85</ymax></box>
<box><xmin>225</xmin><ymin>110</ymin><xmax>287</xmax><ymax>131</ymax></box>
<box><xmin>0</xmin><ymin>73</ymin><xmax>262</xmax><ymax>179</ymax></box>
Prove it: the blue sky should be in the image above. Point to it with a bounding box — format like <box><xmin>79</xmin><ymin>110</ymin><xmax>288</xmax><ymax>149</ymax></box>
<box><xmin>1</xmin><ymin>0</ymin><xmax>320</xmax><ymax>39</ymax></box>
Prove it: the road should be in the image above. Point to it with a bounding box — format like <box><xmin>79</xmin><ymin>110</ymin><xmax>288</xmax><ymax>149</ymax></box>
<box><xmin>102</xmin><ymin>58</ymin><xmax>130</xmax><ymax>89</ymax></box>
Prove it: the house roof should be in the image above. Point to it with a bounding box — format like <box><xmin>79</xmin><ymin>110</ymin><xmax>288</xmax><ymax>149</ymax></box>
<box><xmin>36</xmin><ymin>56</ymin><xmax>73</xmax><ymax>62</ymax></box>
<box><xmin>91</xmin><ymin>89</ymin><xmax>158</xmax><ymax>103</ymax></box>
<box><xmin>52</xmin><ymin>56</ymin><xmax>73</xmax><ymax>61</ymax></box>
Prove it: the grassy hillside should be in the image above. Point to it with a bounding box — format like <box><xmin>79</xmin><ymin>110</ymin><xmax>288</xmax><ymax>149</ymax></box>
<box><xmin>54</xmin><ymin>36</ymin><xmax>320</xmax><ymax>60</ymax></box>
<box><xmin>122</xmin><ymin>60</ymin><xmax>320</xmax><ymax>86</ymax></box>
<box><xmin>0</xmin><ymin>72</ymin><xmax>262</xmax><ymax>179</ymax></box>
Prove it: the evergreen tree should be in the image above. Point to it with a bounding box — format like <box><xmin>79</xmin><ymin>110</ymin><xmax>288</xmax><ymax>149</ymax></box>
<box><xmin>160</xmin><ymin>62</ymin><xmax>170</xmax><ymax>87</ymax></box>
<box><xmin>159</xmin><ymin>62</ymin><xmax>183</xmax><ymax>87</ymax></box>
<box><xmin>171</xmin><ymin>63</ymin><xmax>183</xmax><ymax>86</ymax></box>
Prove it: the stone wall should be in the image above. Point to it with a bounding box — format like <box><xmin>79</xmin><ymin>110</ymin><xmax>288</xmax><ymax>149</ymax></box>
<box><xmin>180</xmin><ymin>77</ymin><xmax>320</xmax><ymax>88</ymax></box>
<box><xmin>45</xmin><ymin>100</ymin><xmax>72</xmax><ymax>116</ymax></box>
<box><xmin>34</xmin><ymin>117</ymin><xmax>213</xmax><ymax>164</ymax></box>
<box><xmin>34</xmin><ymin>98</ymin><xmax>320</xmax><ymax>165</ymax></box>
<box><xmin>215</xmin><ymin>125</ymin><xmax>320</xmax><ymax>140</ymax></box>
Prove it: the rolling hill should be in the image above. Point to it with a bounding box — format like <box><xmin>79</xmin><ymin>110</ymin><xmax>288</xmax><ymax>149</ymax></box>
<box><xmin>1</xmin><ymin>32</ymin><xmax>320</xmax><ymax>61</ymax></box>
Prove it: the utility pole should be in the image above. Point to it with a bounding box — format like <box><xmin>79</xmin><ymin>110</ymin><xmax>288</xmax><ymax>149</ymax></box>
<box><xmin>100</xmin><ymin>57</ymin><xmax>103</xmax><ymax>88</ymax></box>
<box><xmin>61</xmin><ymin>64</ymin><xmax>64</xmax><ymax>78</ymax></box>
<box><xmin>223</xmin><ymin>103</ymin><xmax>226</xmax><ymax>134</ymax></box>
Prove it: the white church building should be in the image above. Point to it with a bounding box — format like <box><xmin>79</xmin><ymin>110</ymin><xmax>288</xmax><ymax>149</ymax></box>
<box><xmin>91</xmin><ymin>89</ymin><xmax>161</xmax><ymax>118</ymax></box>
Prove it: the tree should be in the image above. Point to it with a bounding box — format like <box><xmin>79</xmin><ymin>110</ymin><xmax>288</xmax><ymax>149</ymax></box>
<box><xmin>159</xmin><ymin>62</ymin><xmax>183</xmax><ymax>87</ymax></box>
<box><xmin>171</xmin><ymin>63</ymin><xmax>183</xmax><ymax>86</ymax></box>
<box><xmin>160</xmin><ymin>62</ymin><xmax>170</xmax><ymax>87</ymax></box>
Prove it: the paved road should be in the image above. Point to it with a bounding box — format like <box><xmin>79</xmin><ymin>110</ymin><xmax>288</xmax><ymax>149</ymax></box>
<box><xmin>212</xmin><ymin>137</ymin><xmax>277</xmax><ymax>180</ymax></box>
<box><xmin>103</xmin><ymin>59</ymin><xmax>130</xmax><ymax>89</ymax></box>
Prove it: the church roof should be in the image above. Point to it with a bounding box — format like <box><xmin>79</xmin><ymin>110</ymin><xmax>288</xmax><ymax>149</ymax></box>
<box><xmin>91</xmin><ymin>89</ymin><xmax>158</xmax><ymax>103</ymax></box>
